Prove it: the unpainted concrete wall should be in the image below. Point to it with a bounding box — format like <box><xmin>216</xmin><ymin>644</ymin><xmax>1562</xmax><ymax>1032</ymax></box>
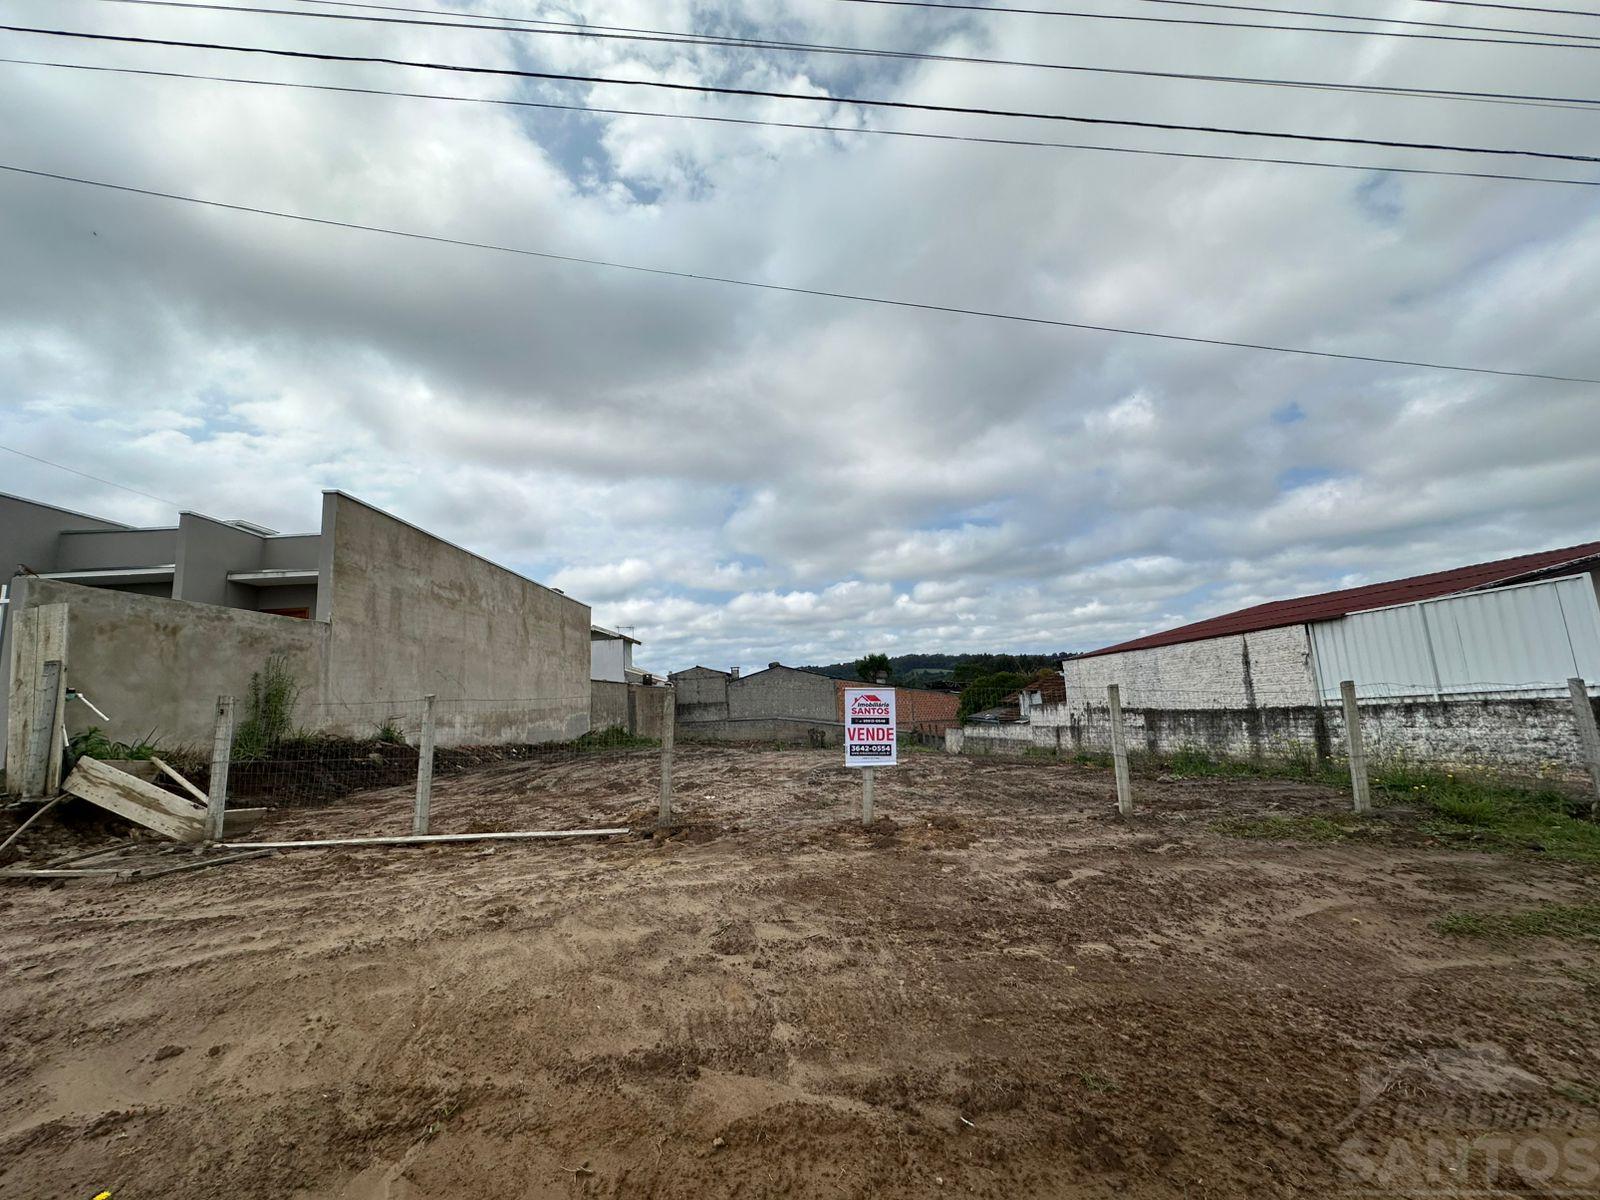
<box><xmin>677</xmin><ymin>717</ymin><xmax>841</xmax><ymax>747</ymax></box>
<box><xmin>320</xmin><ymin>493</ymin><xmax>591</xmax><ymax>746</ymax></box>
<box><xmin>590</xmin><ymin>681</ymin><xmax>670</xmax><ymax>738</ymax></box>
<box><xmin>727</xmin><ymin>667</ymin><xmax>837</xmax><ymax>722</ymax></box>
<box><xmin>590</xmin><ymin>680</ymin><xmax>630</xmax><ymax>732</ymax></box>
<box><xmin>8</xmin><ymin>576</ymin><xmax>329</xmax><ymax>753</ymax></box>
<box><xmin>671</xmin><ymin>668</ymin><xmax>730</xmax><ymax>723</ymax></box>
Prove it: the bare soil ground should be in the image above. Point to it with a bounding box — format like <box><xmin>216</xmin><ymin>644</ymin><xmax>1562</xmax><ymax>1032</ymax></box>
<box><xmin>2</xmin><ymin>746</ymin><xmax>1597</xmax><ymax>1198</ymax></box>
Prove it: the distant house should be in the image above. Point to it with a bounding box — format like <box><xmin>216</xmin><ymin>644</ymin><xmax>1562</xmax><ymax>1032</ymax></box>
<box><xmin>1060</xmin><ymin>540</ymin><xmax>1600</xmax><ymax>711</ymax></box>
<box><xmin>1008</xmin><ymin>674</ymin><xmax>1067</xmax><ymax>722</ymax></box>
<box><xmin>590</xmin><ymin>625</ymin><xmax>662</xmax><ymax>686</ymax></box>
<box><xmin>668</xmin><ymin>662</ymin><xmax>958</xmax><ymax>744</ymax></box>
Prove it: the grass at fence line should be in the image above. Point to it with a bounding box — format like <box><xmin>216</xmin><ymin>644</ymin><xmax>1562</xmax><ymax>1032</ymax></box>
<box><xmin>573</xmin><ymin>727</ymin><xmax>660</xmax><ymax>751</ymax></box>
<box><xmin>1163</xmin><ymin>746</ymin><xmax>1342</xmax><ymax>785</ymax></box>
<box><xmin>1215</xmin><ymin>814</ymin><xmax>1369</xmax><ymax>843</ymax></box>
<box><xmin>1371</xmin><ymin>762</ymin><xmax>1600</xmax><ymax>865</ymax></box>
<box><xmin>1435</xmin><ymin>903</ymin><xmax>1600</xmax><ymax>943</ymax></box>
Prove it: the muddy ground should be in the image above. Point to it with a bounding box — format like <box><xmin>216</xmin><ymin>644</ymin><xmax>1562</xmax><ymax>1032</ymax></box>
<box><xmin>2</xmin><ymin>746</ymin><xmax>1597</xmax><ymax>1198</ymax></box>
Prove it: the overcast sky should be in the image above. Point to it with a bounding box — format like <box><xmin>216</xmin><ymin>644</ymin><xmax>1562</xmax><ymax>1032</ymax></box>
<box><xmin>2</xmin><ymin>0</ymin><xmax>1597</xmax><ymax>674</ymax></box>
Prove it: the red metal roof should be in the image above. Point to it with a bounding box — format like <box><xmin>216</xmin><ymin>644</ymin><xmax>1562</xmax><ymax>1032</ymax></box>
<box><xmin>1082</xmin><ymin>539</ymin><xmax>1600</xmax><ymax>659</ymax></box>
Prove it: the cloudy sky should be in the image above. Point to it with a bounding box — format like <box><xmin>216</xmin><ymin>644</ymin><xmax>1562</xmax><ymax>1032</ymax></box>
<box><xmin>2</xmin><ymin>0</ymin><xmax>1598</xmax><ymax>674</ymax></box>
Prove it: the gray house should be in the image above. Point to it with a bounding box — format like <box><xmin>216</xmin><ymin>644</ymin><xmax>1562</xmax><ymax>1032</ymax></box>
<box><xmin>668</xmin><ymin>662</ymin><xmax>843</xmax><ymax>745</ymax></box>
<box><xmin>3</xmin><ymin>490</ymin><xmax>593</xmax><ymax>791</ymax></box>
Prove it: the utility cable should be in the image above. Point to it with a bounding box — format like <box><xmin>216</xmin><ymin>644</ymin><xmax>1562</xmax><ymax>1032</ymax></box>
<box><xmin>806</xmin><ymin>0</ymin><xmax>1600</xmax><ymax>49</ymax></box>
<box><xmin>2</xmin><ymin>161</ymin><xmax>1596</xmax><ymax>385</ymax></box>
<box><xmin>1091</xmin><ymin>0</ymin><xmax>1600</xmax><ymax>39</ymax></box>
<box><xmin>7</xmin><ymin>56</ymin><xmax>1595</xmax><ymax>188</ymax></box>
<box><xmin>9</xmin><ymin>26</ymin><xmax>1600</xmax><ymax>165</ymax></box>
<box><xmin>0</xmin><ymin>443</ymin><xmax>181</xmax><ymax>507</ymax></box>
<box><xmin>83</xmin><ymin>0</ymin><xmax>1600</xmax><ymax>115</ymax></box>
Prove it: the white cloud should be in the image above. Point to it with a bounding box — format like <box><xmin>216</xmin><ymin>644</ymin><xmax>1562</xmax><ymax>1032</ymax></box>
<box><xmin>1</xmin><ymin>0</ymin><xmax>1596</xmax><ymax>671</ymax></box>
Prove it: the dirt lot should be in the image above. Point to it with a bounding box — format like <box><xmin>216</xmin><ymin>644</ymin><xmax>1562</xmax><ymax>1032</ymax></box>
<box><xmin>2</xmin><ymin>746</ymin><xmax>1597</xmax><ymax>1198</ymax></box>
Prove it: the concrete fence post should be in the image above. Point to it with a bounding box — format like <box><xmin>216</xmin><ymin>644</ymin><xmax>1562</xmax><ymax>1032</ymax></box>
<box><xmin>658</xmin><ymin>687</ymin><xmax>675</xmax><ymax>826</ymax></box>
<box><xmin>412</xmin><ymin>694</ymin><xmax>437</xmax><ymax>835</ymax></box>
<box><xmin>1567</xmin><ymin>678</ymin><xmax>1600</xmax><ymax>822</ymax></box>
<box><xmin>1107</xmin><ymin>684</ymin><xmax>1132</xmax><ymax>817</ymax></box>
<box><xmin>1340</xmin><ymin>680</ymin><xmax>1371</xmax><ymax>814</ymax></box>
<box><xmin>205</xmin><ymin>695</ymin><xmax>235</xmax><ymax>842</ymax></box>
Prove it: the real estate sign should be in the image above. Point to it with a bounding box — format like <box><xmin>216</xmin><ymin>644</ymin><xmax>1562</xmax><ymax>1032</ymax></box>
<box><xmin>843</xmin><ymin>688</ymin><xmax>897</xmax><ymax>768</ymax></box>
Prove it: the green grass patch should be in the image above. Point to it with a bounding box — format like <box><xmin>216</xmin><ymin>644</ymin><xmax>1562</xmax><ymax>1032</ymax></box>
<box><xmin>1374</xmin><ymin>763</ymin><xmax>1600</xmax><ymax>865</ymax></box>
<box><xmin>1435</xmin><ymin>903</ymin><xmax>1600</xmax><ymax>943</ymax></box>
<box><xmin>1075</xmin><ymin>1070</ymin><xmax>1118</xmax><ymax>1094</ymax></box>
<box><xmin>1215</xmin><ymin>814</ymin><xmax>1363</xmax><ymax>843</ymax></box>
<box><xmin>1165</xmin><ymin>746</ymin><xmax>1342</xmax><ymax>784</ymax></box>
<box><xmin>573</xmin><ymin>726</ymin><xmax>659</xmax><ymax>751</ymax></box>
<box><xmin>1071</xmin><ymin>751</ymin><xmax>1113</xmax><ymax>769</ymax></box>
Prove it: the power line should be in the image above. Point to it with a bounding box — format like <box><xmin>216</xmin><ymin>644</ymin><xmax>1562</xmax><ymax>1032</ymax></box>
<box><xmin>808</xmin><ymin>0</ymin><xmax>1600</xmax><ymax>48</ymax></box>
<box><xmin>0</xmin><ymin>443</ymin><xmax>181</xmax><ymax>507</ymax></box>
<box><xmin>88</xmin><ymin>0</ymin><xmax>1600</xmax><ymax>115</ymax></box>
<box><xmin>2</xmin><ymin>161</ymin><xmax>1596</xmax><ymax>386</ymax></box>
<box><xmin>8</xmin><ymin>55</ymin><xmax>1596</xmax><ymax>189</ymax></box>
<box><xmin>100</xmin><ymin>0</ymin><xmax>1600</xmax><ymax>54</ymax></box>
<box><xmin>1102</xmin><ymin>0</ymin><xmax>1600</xmax><ymax>40</ymax></box>
<box><xmin>1414</xmin><ymin>0</ymin><xmax>1600</xmax><ymax>18</ymax></box>
<box><xmin>10</xmin><ymin>26</ymin><xmax>1600</xmax><ymax>165</ymax></box>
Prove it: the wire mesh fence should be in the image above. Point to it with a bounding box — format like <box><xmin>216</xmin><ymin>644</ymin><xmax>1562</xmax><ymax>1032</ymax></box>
<box><xmin>954</xmin><ymin>675</ymin><xmax>1600</xmax><ymax>820</ymax></box>
<box><xmin>204</xmin><ymin>688</ymin><xmax>674</xmax><ymax>842</ymax></box>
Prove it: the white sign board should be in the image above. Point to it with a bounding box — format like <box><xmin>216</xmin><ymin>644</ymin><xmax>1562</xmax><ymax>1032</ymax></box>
<box><xmin>844</xmin><ymin>688</ymin><xmax>897</xmax><ymax>768</ymax></box>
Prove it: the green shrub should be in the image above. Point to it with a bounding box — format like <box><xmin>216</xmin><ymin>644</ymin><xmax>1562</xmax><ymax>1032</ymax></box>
<box><xmin>233</xmin><ymin>654</ymin><xmax>303</xmax><ymax>762</ymax></box>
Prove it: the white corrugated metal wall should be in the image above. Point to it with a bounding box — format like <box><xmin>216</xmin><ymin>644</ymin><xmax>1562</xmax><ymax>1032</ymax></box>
<box><xmin>1310</xmin><ymin>574</ymin><xmax>1600</xmax><ymax>701</ymax></box>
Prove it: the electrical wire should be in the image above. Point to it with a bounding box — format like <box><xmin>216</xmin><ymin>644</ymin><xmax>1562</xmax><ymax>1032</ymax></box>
<box><xmin>83</xmin><ymin>0</ymin><xmax>1600</xmax><ymax>115</ymax></box>
<box><xmin>7</xmin><ymin>56</ymin><xmax>1596</xmax><ymax>189</ymax></box>
<box><xmin>1096</xmin><ymin>0</ymin><xmax>1600</xmax><ymax>39</ymax></box>
<box><xmin>805</xmin><ymin>0</ymin><xmax>1600</xmax><ymax>48</ymax></box>
<box><xmin>1414</xmin><ymin>0</ymin><xmax>1600</xmax><ymax>18</ymax></box>
<box><xmin>2</xmin><ymin>161</ymin><xmax>1596</xmax><ymax>385</ymax></box>
<box><xmin>0</xmin><ymin>443</ymin><xmax>181</xmax><ymax>507</ymax></box>
<box><xmin>10</xmin><ymin>26</ymin><xmax>1600</xmax><ymax>164</ymax></box>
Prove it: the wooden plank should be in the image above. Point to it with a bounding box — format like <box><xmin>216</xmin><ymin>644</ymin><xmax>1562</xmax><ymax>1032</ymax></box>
<box><xmin>220</xmin><ymin>827</ymin><xmax>629</xmax><ymax>851</ymax></box>
<box><xmin>127</xmin><ymin>849</ymin><xmax>277</xmax><ymax>880</ymax></box>
<box><xmin>6</xmin><ymin>604</ymin><xmax>67</xmax><ymax>798</ymax></box>
<box><xmin>150</xmin><ymin>757</ymin><xmax>208</xmax><ymax>806</ymax></box>
<box><xmin>25</xmin><ymin>660</ymin><xmax>62</xmax><ymax>798</ymax></box>
<box><xmin>103</xmin><ymin>759</ymin><xmax>162</xmax><ymax>784</ymax></box>
<box><xmin>62</xmin><ymin>757</ymin><xmax>207</xmax><ymax>843</ymax></box>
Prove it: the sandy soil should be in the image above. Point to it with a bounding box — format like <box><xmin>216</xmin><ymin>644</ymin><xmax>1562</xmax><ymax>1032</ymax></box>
<box><xmin>1</xmin><ymin>746</ymin><xmax>1597</xmax><ymax>1198</ymax></box>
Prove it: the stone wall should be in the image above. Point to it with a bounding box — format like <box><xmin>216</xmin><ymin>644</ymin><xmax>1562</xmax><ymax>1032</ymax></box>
<box><xmin>972</xmin><ymin>694</ymin><xmax>1600</xmax><ymax>779</ymax></box>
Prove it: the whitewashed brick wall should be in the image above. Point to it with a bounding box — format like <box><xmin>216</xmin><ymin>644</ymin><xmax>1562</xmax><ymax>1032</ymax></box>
<box><xmin>1058</xmin><ymin>625</ymin><xmax>1318</xmax><ymax>714</ymax></box>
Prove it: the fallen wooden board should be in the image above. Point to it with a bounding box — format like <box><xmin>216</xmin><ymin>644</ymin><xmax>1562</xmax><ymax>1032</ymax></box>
<box><xmin>219</xmin><ymin>828</ymin><xmax>629</xmax><ymax>851</ymax></box>
<box><xmin>150</xmin><ymin>757</ymin><xmax>208</xmax><ymax>806</ymax></box>
<box><xmin>0</xmin><ymin>849</ymin><xmax>276</xmax><ymax>882</ymax></box>
<box><xmin>62</xmin><ymin>756</ymin><xmax>207</xmax><ymax>843</ymax></box>
<box><xmin>101</xmin><ymin>759</ymin><xmax>162</xmax><ymax>784</ymax></box>
<box><xmin>127</xmin><ymin>849</ymin><xmax>277</xmax><ymax>880</ymax></box>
